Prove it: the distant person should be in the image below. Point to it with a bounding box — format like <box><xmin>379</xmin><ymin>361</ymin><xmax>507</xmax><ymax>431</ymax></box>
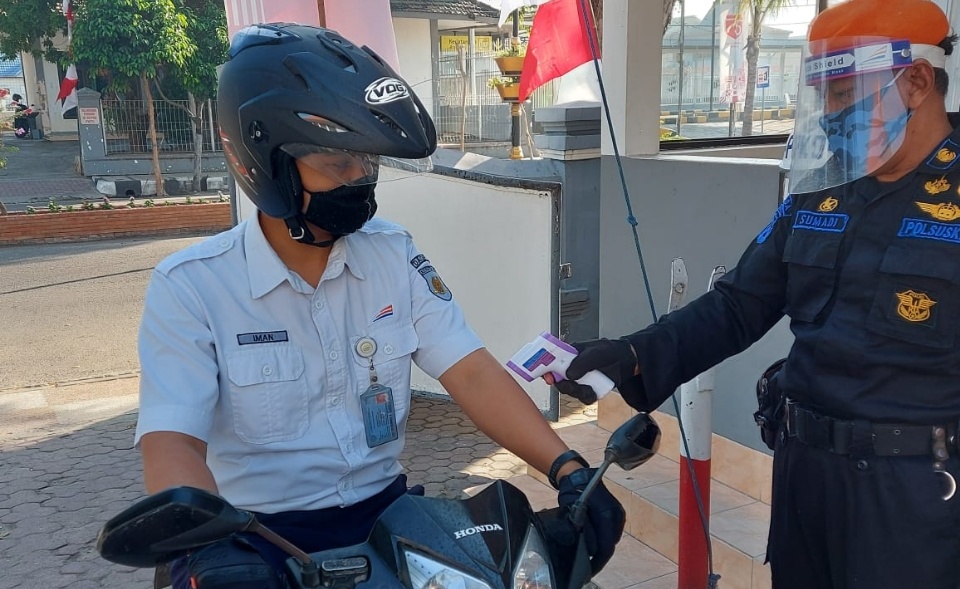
<box><xmin>11</xmin><ymin>93</ymin><xmax>31</xmax><ymax>139</ymax></box>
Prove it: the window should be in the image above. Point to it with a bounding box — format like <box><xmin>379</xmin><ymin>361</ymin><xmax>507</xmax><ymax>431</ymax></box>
<box><xmin>660</xmin><ymin>0</ymin><xmax>821</xmax><ymax>143</ymax></box>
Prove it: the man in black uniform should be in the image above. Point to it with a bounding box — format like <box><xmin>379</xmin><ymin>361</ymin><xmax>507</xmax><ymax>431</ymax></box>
<box><xmin>547</xmin><ymin>0</ymin><xmax>960</xmax><ymax>587</ymax></box>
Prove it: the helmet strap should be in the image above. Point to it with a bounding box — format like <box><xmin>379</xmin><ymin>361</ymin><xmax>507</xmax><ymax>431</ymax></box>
<box><xmin>284</xmin><ymin>214</ymin><xmax>338</xmax><ymax>248</ymax></box>
<box><xmin>276</xmin><ymin>151</ymin><xmax>338</xmax><ymax>248</ymax></box>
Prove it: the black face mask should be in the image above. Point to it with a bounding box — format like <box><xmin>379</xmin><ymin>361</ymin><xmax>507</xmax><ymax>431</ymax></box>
<box><xmin>302</xmin><ymin>179</ymin><xmax>378</xmax><ymax>236</ymax></box>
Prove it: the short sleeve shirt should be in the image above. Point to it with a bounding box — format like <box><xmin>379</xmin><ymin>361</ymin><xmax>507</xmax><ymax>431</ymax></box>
<box><xmin>135</xmin><ymin>217</ymin><xmax>483</xmax><ymax>513</ymax></box>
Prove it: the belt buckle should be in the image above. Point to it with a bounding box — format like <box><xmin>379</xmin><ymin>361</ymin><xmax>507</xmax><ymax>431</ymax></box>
<box><xmin>784</xmin><ymin>399</ymin><xmax>797</xmax><ymax>436</ymax></box>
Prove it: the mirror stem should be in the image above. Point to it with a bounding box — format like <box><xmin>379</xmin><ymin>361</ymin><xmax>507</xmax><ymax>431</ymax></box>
<box><xmin>569</xmin><ymin>461</ymin><xmax>612</xmax><ymax>529</ymax></box>
<box><xmin>250</xmin><ymin>521</ymin><xmax>314</xmax><ymax>566</ymax></box>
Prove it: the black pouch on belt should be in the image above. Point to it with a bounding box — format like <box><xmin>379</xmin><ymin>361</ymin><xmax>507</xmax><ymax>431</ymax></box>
<box><xmin>753</xmin><ymin>358</ymin><xmax>787</xmax><ymax>451</ymax></box>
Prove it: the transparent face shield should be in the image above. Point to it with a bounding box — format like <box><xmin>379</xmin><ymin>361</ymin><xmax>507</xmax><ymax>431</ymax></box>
<box><xmin>788</xmin><ymin>37</ymin><xmax>915</xmax><ymax>194</ymax></box>
<box><xmin>281</xmin><ymin>144</ymin><xmax>433</xmax><ymax>189</ymax></box>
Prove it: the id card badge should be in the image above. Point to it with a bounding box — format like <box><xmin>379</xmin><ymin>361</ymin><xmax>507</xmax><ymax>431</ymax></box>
<box><xmin>360</xmin><ymin>383</ymin><xmax>399</xmax><ymax>448</ymax></box>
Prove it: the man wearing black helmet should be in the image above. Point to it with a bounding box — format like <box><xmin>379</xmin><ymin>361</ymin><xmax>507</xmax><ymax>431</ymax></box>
<box><xmin>134</xmin><ymin>23</ymin><xmax>625</xmax><ymax>589</ymax></box>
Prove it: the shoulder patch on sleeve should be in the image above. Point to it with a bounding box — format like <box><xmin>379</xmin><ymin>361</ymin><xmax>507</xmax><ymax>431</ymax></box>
<box><xmin>756</xmin><ymin>194</ymin><xmax>793</xmax><ymax>244</ymax></box>
<box><xmin>411</xmin><ymin>254</ymin><xmax>453</xmax><ymax>301</ymax></box>
<box><xmin>155</xmin><ymin>231</ymin><xmax>238</xmax><ymax>275</ymax></box>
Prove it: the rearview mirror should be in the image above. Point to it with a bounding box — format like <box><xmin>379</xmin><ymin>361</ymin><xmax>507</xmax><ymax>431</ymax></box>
<box><xmin>604</xmin><ymin>413</ymin><xmax>660</xmax><ymax>471</ymax></box>
<box><xmin>96</xmin><ymin>487</ymin><xmax>254</xmax><ymax>568</ymax></box>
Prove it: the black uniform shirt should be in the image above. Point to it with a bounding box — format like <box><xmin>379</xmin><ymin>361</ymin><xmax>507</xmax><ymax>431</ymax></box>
<box><xmin>625</xmin><ymin>117</ymin><xmax>960</xmax><ymax>424</ymax></box>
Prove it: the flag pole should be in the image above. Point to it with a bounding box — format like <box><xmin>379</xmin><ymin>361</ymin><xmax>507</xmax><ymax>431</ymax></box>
<box><xmin>509</xmin><ymin>9</ymin><xmax>524</xmax><ymax>160</ymax></box>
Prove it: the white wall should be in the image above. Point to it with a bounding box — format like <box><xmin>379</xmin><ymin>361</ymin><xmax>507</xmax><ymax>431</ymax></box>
<box><xmin>19</xmin><ymin>43</ymin><xmax>79</xmax><ymax>138</ymax></box>
<box><xmin>392</xmin><ymin>18</ymin><xmax>435</xmax><ymax>118</ymax></box>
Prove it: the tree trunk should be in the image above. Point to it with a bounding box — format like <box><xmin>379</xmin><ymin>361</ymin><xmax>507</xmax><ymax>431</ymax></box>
<box><xmin>741</xmin><ymin>18</ymin><xmax>761</xmax><ymax>136</ymax></box>
<box><xmin>663</xmin><ymin>0</ymin><xmax>678</xmax><ymax>36</ymax></box>
<box><xmin>589</xmin><ymin>0</ymin><xmax>603</xmax><ymax>48</ymax></box>
<box><xmin>189</xmin><ymin>93</ymin><xmax>203</xmax><ymax>193</ymax></box>
<box><xmin>141</xmin><ymin>73</ymin><xmax>166</xmax><ymax>197</ymax></box>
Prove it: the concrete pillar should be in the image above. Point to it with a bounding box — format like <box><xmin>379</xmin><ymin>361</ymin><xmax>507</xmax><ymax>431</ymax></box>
<box><xmin>601</xmin><ymin>0</ymin><xmax>663</xmax><ymax>157</ymax></box>
<box><xmin>534</xmin><ymin>103</ymin><xmax>603</xmax><ymax>342</ymax></box>
<box><xmin>76</xmin><ymin>88</ymin><xmax>106</xmax><ymax>173</ymax></box>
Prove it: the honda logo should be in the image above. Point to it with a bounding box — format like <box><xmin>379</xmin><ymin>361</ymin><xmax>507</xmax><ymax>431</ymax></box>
<box><xmin>453</xmin><ymin>524</ymin><xmax>503</xmax><ymax>540</ymax></box>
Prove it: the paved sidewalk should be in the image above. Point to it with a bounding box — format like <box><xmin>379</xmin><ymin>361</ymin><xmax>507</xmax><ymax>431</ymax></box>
<box><xmin>0</xmin><ymin>374</ymin><xmax>597</xmax><ymax>589</ymax></box>
<box><xmin>0</xmin><ymin>137</ymin><xmax>100</xmax><ymax>212</ymax></box>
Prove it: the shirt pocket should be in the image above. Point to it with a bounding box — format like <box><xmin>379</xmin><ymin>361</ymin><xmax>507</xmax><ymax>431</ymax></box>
<box><xmin>351</xmin><ymin>321</ymin><xmax>419</xmax><ymax>405</ymax></box>
<box><xmin>866</xmin><ymin>245</ymin><xmax>959</xmax><ymax>349</ymax></box>
<box><xmin>782</xmin><ymin>232</ymin><xmax>843</xmax><ymax>322</ymax></box>
<box><xmin>225</xmin><ymin>343</ymin><xmax>309</xmax><ymax>444</ymax></box>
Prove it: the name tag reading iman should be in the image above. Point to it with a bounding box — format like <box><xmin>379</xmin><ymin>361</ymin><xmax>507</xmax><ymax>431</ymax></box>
<box><xmin>360</xmin><ymin>383</ymin><xmax>399</xmax><ymax>448</ymax></box>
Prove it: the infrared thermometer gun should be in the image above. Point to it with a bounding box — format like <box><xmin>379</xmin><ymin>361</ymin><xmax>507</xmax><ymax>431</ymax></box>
<box><xmin>506</xmin><ymin>332</ymin><xmax>615</xmax><ymax>400</ymax></box>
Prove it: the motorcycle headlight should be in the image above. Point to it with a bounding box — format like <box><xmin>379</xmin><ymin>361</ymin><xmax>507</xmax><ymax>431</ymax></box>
<box><xmin>403</xmin><ymin>549</ymin><xmax>494</xmax><ymax>589</ymax></box>
<box><xmin>513</xmin><ymin>526</ymin><xmax>553</xmax><ymax>589</ymax></box>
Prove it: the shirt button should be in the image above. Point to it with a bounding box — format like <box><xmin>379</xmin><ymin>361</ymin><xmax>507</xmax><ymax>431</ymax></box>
<box><xmin>384</xmin><ymin>344</ymin><xmax>394</xmax><ymax>355</ymax></box>
<box><xmin>331</xmin><ymin>396</ymin><xmax>340</xmax><ymax>405</ymax></box>
<box><xmin>329</xmin><ymin>351</ymin><xmax>339</xmax><ymax>360</ymax></box>
<box><xmin>314</xmin><ymin>300</ymin><xmax>324</xmax><ymax>309</ymax></box>
<box><xmin>262</xmin><ymin>365</ymin><xmax>273</xmax><ymax>376</ymax></box>
<box><xmin>219</xmin><ymin>239</ymin><xmax>230</xmax><ymax>248</ymax></box>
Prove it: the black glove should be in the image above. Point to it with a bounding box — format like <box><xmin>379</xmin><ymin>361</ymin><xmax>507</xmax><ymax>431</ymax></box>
<box><xmin>557</xmin><ymin>467</ymin><xmax>626</xmax><ymax>575</ymax></box>
<box><xmin>556</xmin><ymin>338</ymin><xmax>640</xmax><ymax>404</ymax></box>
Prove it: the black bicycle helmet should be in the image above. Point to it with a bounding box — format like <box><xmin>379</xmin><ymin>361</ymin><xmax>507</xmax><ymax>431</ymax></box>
<box><xmin>217</xmin><ymin>23</ymin><xmax>437</xmax><ymax>221</ymax></box>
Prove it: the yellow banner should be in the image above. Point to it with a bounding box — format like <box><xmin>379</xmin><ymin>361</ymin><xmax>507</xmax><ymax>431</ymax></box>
<box><xmin>440</xmin><ymin>35</ymin><xmax>492</xmax><ymax>53</ymax></box>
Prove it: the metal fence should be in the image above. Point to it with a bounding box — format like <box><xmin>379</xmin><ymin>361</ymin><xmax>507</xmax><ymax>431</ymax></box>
<box><xmin>434</xmin><ymin>49</ymin><xmax>554</xmax><ymax>145</ymax></box>
<box><xmin>100</xmin><ymin>98</ymin><xmax>222</xmax><ymax>156</ymax></box>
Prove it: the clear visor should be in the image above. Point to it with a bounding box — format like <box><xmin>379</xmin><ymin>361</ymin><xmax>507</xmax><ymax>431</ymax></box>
<box><xmin>280</xmin><ymin>143</ymin><xmax>433</xmax><ymax>187</ymax></box>
<box><xmin>788</xmin><ymin>37</ymin><xmax>914</xmax><ymax>193</ymax></box>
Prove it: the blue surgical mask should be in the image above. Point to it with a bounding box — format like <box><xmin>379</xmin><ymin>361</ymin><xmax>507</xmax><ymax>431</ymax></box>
<box><xmin>819</xmin><ymin>73</ymin><xmax>912</xmax><ymax>178</ymax></box>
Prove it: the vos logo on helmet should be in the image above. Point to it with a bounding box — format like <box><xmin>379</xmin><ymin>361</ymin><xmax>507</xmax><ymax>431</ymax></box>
<box><xmin>365</xmin><ymin>77</ymin><xmax>409</xmax><ymax>105</ymax></box>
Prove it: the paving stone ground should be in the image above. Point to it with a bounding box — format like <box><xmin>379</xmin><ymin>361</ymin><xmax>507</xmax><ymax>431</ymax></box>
<box><xmin>0</xmin><ymin>377</ymin><xmax>595</xmax><ymax>589</ymax></box>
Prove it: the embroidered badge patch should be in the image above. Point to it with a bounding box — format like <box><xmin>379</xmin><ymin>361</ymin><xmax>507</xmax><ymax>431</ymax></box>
<box><xmin>895</xmin><ymin>290</ymin><xmax>936</xmax><ymax>323</ymax></box>
<box><xmin>925</xmin><ymin>177</ymin><xmax>951</xmax><ymax>195</ymax></box>
<box><xmin>418</xmin><ymin>265</ymin><xmax>452</xmax><ymax>301</ymax></box>
<box><xmin>756</xmin><ymin>195</ymin><xmax>792</xmax><ymax>244</ymax></box>
<box><xmin>927</xmin><ymin>140</ymin><xmax>960</xmax><ymax>170</ymax></box>
<box><xmin>793</xmin><ymin>210</ymin><xmax>849</xmax><ymax>233</ymax></box>
<box><xmin>237</xmin><ymin>331</ymin><xmax>289</xmax><ymax>345</ymax></box>
<box><xmin>409</xmin><ymin>254</ymin><xmax>427</xmax><ymax>269</ymax></box>
<box><xmin>898</xmin><ymin>218</ymin><xmax>960</xmax><ymax>244</ymax></box>
<box><xmin>916</xmin><ymin>201</ymin><xmax>960</xmax><ymax>222</ymax></box>
<box><xmin>818</xmin><ymin>197</ymin><xmax>839</xmax><ymax>212</ymax></box>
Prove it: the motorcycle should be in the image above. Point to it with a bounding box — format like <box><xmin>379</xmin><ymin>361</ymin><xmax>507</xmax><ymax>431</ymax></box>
<box><xmin>96</xmin><ymin>413</ymin><xmax>660</xmax><ymax>589</ymax></box>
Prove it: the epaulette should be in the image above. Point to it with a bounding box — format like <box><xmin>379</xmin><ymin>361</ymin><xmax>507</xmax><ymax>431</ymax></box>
<box><xmin>155</xmin><ymin>226</ymin><xmax>242</xmax><ymax>275</ymax></box>
<box><xmin>359</xmin><ymin>217</ymin><xmax>412</xmax><ymax>237</ymax></box>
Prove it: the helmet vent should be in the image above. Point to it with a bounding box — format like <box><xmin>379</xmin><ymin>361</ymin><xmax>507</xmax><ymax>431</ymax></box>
<box><xmin>298</xmin><ymin>113</ymin><xmax>351</xmax><ymax>134</ymax></box>
<box><xmin>373</xmin><ymin>112</ymin><xmax>408</xmax><ymax>138</ymax></box>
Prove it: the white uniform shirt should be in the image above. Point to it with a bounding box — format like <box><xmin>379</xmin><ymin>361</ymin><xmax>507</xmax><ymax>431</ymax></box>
<box><xmin>136</xmin><ymin>217</ymin><xmax>483</xmax><ymax>513</ymax></box>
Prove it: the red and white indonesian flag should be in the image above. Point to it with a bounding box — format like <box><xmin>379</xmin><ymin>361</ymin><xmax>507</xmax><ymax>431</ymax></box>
<box><xmin>57</xmin><ymin>64</ymin><xmax>78</xmax><ymax>115</ymax></box>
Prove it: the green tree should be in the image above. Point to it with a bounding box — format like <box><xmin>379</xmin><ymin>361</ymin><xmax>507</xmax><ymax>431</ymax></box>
<box><xmin>0</xmin><ymin>0</ymin><xmax>68</xmax><ymax>61</ymax></box>
<box><xmin>153</xmin><ymin>0</ymin><xmax>228</xmax><ymax>191</ymax></box>
<box><xmin>72</xmin><ymin>0</ymin><xmax>193</xmax><ymax>196</ymax></box>
<box><xmin>738</xmin><ymin>0</ymin><xmax>793</xmax><ymax>136</ymax></box>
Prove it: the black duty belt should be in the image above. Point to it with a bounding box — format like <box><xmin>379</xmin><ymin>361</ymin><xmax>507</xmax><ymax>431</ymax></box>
<box><xmin>785</xmin><ymin>400</ymin><xmax>958</xmax><ymax>457</ymax></box>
